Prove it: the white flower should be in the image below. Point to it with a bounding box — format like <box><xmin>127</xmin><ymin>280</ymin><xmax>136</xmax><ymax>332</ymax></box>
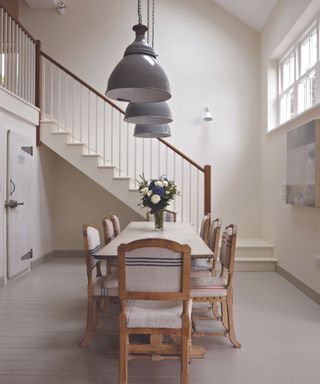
<box><xmin>155</xmin><ymin>180</ymin><xmax>163</xmax><ymax>187</ymax></box>
<box><xmin>166</xmin><ymin>190</ymin><xmax>170</xmax><ymax>195</ymax></box>
<box><xmin>147</xmin><ymin>190</ymin><xmax>152</xmax><ymax>196</ymax></box>
<box><xmin>151</xmin><ymin>194</ymin><xmax>161</xmax><ymax>204</ymax></box>
<box><xmin>141</xmin><ymin>187</ymin><xmax>149</xmax><ymax>195</ymax></box>
<box><xmin>162</xmin><ymin>180</ymin><xmax>168</xmax><ymax>187</ymax></box>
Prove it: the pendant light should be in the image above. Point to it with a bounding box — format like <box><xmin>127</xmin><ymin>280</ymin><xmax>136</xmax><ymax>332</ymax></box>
<box><xmin>134</xmin><ymin>124</ymin><xmax>171</xmax><ymax>138</ymax></box>
<box><xmin>105</xmin><ymin>0</ymin><xmax>171</xmax><ymax>103</ymax></box>
<box><xmin>124</xmin><ymin>101</ymin><xmax>172</xmax><ymax>124</ymax></box>
<box><xmin>203</xmin><ymin>106</ymin><xmax>213</xmax><ymax>121</ymax></box>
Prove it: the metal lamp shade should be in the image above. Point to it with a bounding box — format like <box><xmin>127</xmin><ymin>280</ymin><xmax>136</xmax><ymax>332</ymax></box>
<box><xmin>124</xmin><ymin>102</ymin><xmax>173</xmax><ymax>124</ymax></box>
<box><xmin>106</xmin><ymin>24</ymin><xmax>171</xmax><ymax>103</ymax></box>
<box><xmin>203</xmin><ymin>106</ymin><xmax>213</xmax><ymax>121</ymax></box>
<box><xmin>134</xmin><ymin>124</ymin><xmax>171</xmax><ymax>138</ymax></box>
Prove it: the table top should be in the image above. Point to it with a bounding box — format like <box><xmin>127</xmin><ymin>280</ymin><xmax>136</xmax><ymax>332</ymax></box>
<box><xmin>96</xmin><ymin>221</ymin><xmax>213</xmax><ymax>259</ymax></box>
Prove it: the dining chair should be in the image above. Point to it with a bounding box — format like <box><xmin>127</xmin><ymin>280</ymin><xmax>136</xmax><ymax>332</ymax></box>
<box><xmin>191</xmin><ymin>218</ymin><xmax>222</xmax><ymax>277</ymax></box>
<box><xmin>102</xmin><ymin>216</ymin><xmax>117</xmax><ymax>275</ymax></box>
<box><xmin>146</xmin><ymin>209</ymin><xmax>177</xmax><ymax>222</ymax></box>
<box><xmin>191</xmin><ymin>224</ymin><xmax>241</xmax><ymax>348</ymax></box>
<box><xmin>118</xmin><ymin>238</ymin><xmax>192</xmax><ymax>384</ymax></box>
<box><xmin>199</xmin><ymin>213</ymin><xmax>211</xmax><ymax>243</ymax></box>
<box><xmin>110</xmin><ymin>213</ymin><xmax>121</xmax><ymax>236</ymax></box>
<box><xmin>80</xmin><ymin>224</ymin><xmax>118</xmax><ymax>347</ymax></box>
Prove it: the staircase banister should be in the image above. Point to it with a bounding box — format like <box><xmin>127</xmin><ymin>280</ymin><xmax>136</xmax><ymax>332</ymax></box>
<box><xmin>0</xmin><ymin>3</ymin><xmax>37</xmax><ymax>43</ymax></box>
<box><xmin>40</xmin><ymin>51</ymin><xmax>124</xmax><ymax>114</ymax></box>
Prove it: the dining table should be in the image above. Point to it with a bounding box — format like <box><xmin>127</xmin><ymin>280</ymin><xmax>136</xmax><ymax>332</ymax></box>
<box><xmin>95</xmin><ymin>220</ymin><xmax>214</xmax><ymax>359</ymax></box>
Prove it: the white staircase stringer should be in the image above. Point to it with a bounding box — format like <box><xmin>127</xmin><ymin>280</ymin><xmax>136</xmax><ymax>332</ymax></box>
<box><xmin>40</xmin><ymin>121</ymin><xmax>145</xmax><ymax>218</ymax></box>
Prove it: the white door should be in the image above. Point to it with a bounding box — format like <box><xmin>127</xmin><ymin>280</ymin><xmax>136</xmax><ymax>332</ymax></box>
<box><xmin>6</xmin><ymin>131</ymin><xmax>32</xmax><ymax>279</ymax></box>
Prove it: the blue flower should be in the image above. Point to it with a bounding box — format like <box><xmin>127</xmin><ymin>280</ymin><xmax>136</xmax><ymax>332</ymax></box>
<box><xmin>152</xmin><ymin>186</ymin><xmax>165</xmax><ymax>197</ymax></box>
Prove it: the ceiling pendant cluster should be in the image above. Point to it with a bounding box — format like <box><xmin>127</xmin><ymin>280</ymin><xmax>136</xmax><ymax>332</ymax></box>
<box><xmin>106</xmin><ymin>0</ymin><xmax>172</xmax><ymax>138</ymax></box>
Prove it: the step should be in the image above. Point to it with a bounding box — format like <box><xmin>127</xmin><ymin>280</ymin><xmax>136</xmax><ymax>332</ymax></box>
<box><xmin>234</xmin><ymin>238</ymin><xmax>276</xmax><ymax>272</ymax></box>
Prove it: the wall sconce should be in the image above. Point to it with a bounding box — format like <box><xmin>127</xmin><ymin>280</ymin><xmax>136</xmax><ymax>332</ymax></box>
<box><xmin>56</xmin><ymin>1</ymin><xmax>66</xmax><ymax>15</ymax></box>
<box><xmin>203</xmin><ymin>106</ymin><xmax>213</xmax><ymax>122</ymax></box>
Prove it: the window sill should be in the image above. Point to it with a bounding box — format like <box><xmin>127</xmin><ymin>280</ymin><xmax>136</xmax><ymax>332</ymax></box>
<box><xmin>267</xmin><ymin>104</ymin><xmax>320</xmax><ymax>135</ymax></box>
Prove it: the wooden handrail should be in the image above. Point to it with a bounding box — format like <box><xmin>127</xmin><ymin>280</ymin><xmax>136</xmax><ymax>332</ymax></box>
<box><xmin>0</xmin><ymin>3</ymin><xmax>37</xmax><ymax>43</ymax></box>
<box><xmin>40</xmin><ymin>51</ymin><xmax>124</xmax><ymax>115</ymax></box>
<box><xmin>40</xmin><ymin>51</ymin><xmax>205</xmax><ymax>173</ymax></box>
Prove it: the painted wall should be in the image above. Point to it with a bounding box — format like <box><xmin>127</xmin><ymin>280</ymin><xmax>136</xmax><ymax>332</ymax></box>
<box><xmin>260</xmin><ymin>0</ymin><xmax>320</xmax><ymax>293</ymax></box>
<box><xmin>51</xmin><ymin>152</ymin><xmax>143</xmax><ymax>250</ymax></box>
<box><xmin>0</xmin><ymin>0</ymin><xmax>19</xmax><ymax>19</ymax></box>
<box><xmin>19</xmin><ymin>0</ymin><xmax>261</xmax><ymax>238</ymax></box>
<box><xmin>0</xmin><ymin>88</ymin><xmax>54</xmax><ymax>282</ymax></box>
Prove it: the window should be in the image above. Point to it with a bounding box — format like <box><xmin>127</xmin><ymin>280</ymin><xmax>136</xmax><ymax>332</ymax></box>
<box><xmin>278</xmin><ymin>21</ymin><xmax>319</xmax><ymax>125</ymax></box>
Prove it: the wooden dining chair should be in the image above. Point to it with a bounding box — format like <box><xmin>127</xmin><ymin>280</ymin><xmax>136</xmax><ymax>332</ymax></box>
<box><xmin>146</xmin><ymin>209</ymin><xmax>177</xmax><ymax>222</ymax></box>
<box><xmin>199</xmin><ymin>213</ymin><xmax>211</xmax><ymax>243</ymax></box>
<box><xmin>102</xmin><ymin>216</ymin><xmax>117</xmax><ymax>275</ymax></box>
<box><xmin>118</xmin><ymin>238</ymin><xmax>192</xmax><ymax>384</ymax></box>
<box><xmin>110</xmin><ymin>213</ymin><xmax>121</xmax><ymax>236</ymax></box>
<box><xmin>191</xmin><ymin>224</ymin><xmax>241</xmax><ymax>348</ymax></box>
<box><xmin>80</xmin><ymin>224</ymin><xmax>118</xmax><ymax>347</ymax></box>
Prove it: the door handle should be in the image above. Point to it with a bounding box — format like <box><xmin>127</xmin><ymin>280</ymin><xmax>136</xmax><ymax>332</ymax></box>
<box><xmin>4</xmin><ymin>200</ymin><xmax>24</xmax><ymax>209</ymax></box>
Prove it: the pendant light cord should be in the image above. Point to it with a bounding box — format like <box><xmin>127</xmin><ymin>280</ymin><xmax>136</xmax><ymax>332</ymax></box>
<box><xmin>152</xmin><ymin>0</ymin><xmax>155</xmax><ymax>49</ymax></box>
<box><xmin>138</xmin><ymin>0</ymin><xmax>142</xmax><ymax>24</ymax></box>
<box><xmin>147</xmin><ymin>0</ymin><xmax>150</xmax><ymax>44</ymax></box>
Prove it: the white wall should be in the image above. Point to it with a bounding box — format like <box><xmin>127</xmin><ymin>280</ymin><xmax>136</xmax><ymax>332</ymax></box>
<box><xmin>0</xmin><ymin>88</ymin><xmax>55</xmax><ymax>282</ymax></box>
<box><xmin>19</xmin><ymin>0</ymin><xmax>261</xmax><ymax>238</ymax></box>
<box><xmin>260</xmin><ymin>0</ymin><xmax>320</xmax><ymax>293</ymax></box>
<box><xmin>51</xmin><ymin>152</ymin><xmax>143</xmax><ymax>250</ymax></box>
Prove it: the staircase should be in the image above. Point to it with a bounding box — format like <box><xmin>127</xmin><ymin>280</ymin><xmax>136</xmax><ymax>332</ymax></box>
<box><xmin>39</xmin><ymin>52</ymin><xmax>210</xmax><ymax>228</ymax></box>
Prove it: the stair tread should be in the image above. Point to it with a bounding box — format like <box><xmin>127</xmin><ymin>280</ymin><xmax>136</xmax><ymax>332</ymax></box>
<box><xmin>235</xmin><ymin>256</ymin><xmax>277</xmax><ymax>262</ymax></box>
<box><xmin>97</xmin><ymin>165</ymin><xmax>115</xmax><ymax>169</ymax></box>
<box><xmin>82</xmin><ymin>153</ymin><xmax>100</xmax><ymax>157</ymax></box>
<box><xmin>51</xmin><ymin>131</ymin><xmax>69</xmax><ymax>135</ymax></box>
<box><xmin>67</xmin><ymin>142</ymin><xmax>83</xmax><ymax>146</ymax></box>
<box><xmin>236</xmin><ymin>238</ymin><xmax>273</xmax><ymax>249</ymax></box>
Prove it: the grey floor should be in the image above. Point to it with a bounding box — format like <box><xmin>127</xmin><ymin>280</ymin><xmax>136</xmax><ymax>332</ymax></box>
<box><xmin>1</xmin><ymin>257</ymin><xmax>320</xmax><ymax>384</ymax></box>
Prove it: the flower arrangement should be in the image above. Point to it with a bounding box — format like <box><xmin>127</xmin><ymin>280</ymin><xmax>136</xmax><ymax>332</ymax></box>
<box><xmin>137</xmin><ymin>175</ymin><xmax>179</xmax><ymax>229</ymax></box>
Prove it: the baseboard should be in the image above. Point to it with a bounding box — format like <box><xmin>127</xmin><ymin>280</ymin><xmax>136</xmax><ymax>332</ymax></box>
<box><xmin>0</xmin><ymin>276</ymin><xmax>4</xmax><ymax>288</ymax></box>
<box><xmin>277</xmin><ymin>265</ymin><xmax>320</xmax><ymax>305</ymax></box>
<box><xmin>53</xmin><ymin>250</ymin><xmax>83</xmax><ymax>257</ymax></box>
<box><xmin>30</xmin><ymin>251</ymin><xmax>55</xmax><ymax>270</ymax></box>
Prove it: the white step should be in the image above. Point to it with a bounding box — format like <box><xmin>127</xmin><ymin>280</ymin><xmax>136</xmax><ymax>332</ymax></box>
<box><xmin>234</xmin><ymin>238</ymin><xmax>276</xmax><ymax>271</ymax></box>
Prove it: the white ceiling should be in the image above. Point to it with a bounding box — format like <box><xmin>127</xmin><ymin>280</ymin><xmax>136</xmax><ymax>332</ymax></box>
<box><xmin>24</xmin><ymin>0</ymin><xmax>57</xmax><ymax>9</ymax></box>
<box><xmin>24</xmin><ymin>0</ymin><xmax>279</xmax><ymax>31</ymax></box>
<box><xmin>212</xmin><ymin>0</ymin><xmax>279</xmax><ymax>31</ymax></box>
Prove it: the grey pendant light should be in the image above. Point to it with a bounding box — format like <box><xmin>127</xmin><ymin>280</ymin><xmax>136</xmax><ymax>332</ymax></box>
<box><xmin>105</xmin><ymin>1</ymin><xmax>171</xmax><ymax>103</ymax></box>
<box><xmin>134</xmin><ymin>124</ymin><xmax>171</xmax><ymax>138</ymax></box>
<box><xmin>124</xmin><ymin>101</ymin><xmax>172</xmax><ymax>124</ymax></box>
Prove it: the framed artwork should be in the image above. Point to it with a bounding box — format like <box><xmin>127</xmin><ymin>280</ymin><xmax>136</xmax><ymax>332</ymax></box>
<box><xmin>286</xmin><ymin>120</ymin><xmax>320</xmax><ymax>207</ymax></box>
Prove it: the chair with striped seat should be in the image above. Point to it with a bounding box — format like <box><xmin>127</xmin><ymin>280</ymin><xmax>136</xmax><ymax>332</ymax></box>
<box><xmin>191</xmin><ymin>218</ymin><xmax>222</xmax><ymax>277</ymax></box>
<box><xmin>191</xmin><ymin>224</ymin><xmax>241</xmax><ymax>348</ymax></box>
<box><xmin>199</xmin><ymin>213</ymin><xmax>211</xmax><ymax>243</ymax></box>
<box><xmin>80</xmin><ymin>224</ymin><xmax>118</xmax><ymax>347</ymax></box>
<box><xmin>102</xmin><ymin>216</ymin><xmax>117</xmax><ymax>275</ymax></box>
<box><xmin>110</xmin><ymin>213</ymin><xmax>121</xmax><ymax>236</ymax></box>
<box><xmin>146</xmin><ymin>209</ymin><xmax>177</xmax><ymax>222</ymax></box>
<box><xmin>118</xmin><ymin>238</ymin><xmax>192</xmax><ymax>384</ymax></box>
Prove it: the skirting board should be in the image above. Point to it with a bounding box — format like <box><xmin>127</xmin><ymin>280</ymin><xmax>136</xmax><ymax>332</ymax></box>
<box><xmin>277</xmin><ymin>265</ymin><xmax>320</xmax><ymax>306</ymax></box>
<box><xmin>31</xmin><ymin>251</ymin><xmax>55</xmax><ymax>270</ymax></box>
<box><xmin>0</xmin><ymin>276</ymin><xmax>4</xmax><ymax>288</ymax></box>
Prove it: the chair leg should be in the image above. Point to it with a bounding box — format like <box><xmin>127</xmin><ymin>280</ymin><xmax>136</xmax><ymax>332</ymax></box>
<box><xmin>119</xmin><ymin>316</ymin><xmax>128</xmax><ymax>384</ymax></box>
<box><xmin>226</xmin><ymin>297</ymin><xmax>241</xmax><ymax>348</ymax></box>
<box><xmin>79</xmin><ymin>296</ymin><xmax>96</xmax><ymax>347</ymax></box>
<box><xmin>181</xmin><ymin>320</ymin><xmax>190</xmax><ymax>384</ymax></box>
<box><xmin>221</xmin><ymin>300</ymin><xmax>228</xmax><ymax>330</ymax></box>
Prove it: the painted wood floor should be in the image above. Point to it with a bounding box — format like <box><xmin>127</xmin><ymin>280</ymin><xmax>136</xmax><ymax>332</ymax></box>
<box><xmin>1</xmin><ymin>257</ymin><xmax>320</xmax><ymax>384</ymax></box>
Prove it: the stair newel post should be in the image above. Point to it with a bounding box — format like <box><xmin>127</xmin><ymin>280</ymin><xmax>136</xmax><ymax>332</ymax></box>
<box><xmin>204</xmin><ymin>164</ymin><xmax>211</xmax><ymax>215</ymax></box>
<box><xmin>35</xmin><ymin>40</ymin><xmax>41</xmax><ymax>146</ymax></box>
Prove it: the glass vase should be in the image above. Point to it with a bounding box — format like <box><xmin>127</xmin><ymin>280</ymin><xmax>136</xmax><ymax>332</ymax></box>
<box><xmin>154</xmin><ymin>210</ymin><xmax>164</xmax><ymax>231</ymax></box>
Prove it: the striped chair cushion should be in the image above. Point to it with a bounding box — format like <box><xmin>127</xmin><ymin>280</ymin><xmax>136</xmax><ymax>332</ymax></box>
<box><xmin>125</xmin><ymin>248</ymin><xmax>182</xmax><ymax>292</ymax></box>
<box><xmin>94</xmin><ymin>272</ymin><xmax>118</xmax><ymax>297</ymax></box>
<box><xmin>127</xmin><ymin>299</ymin><xmax>192</xmax><ymax>329</ymax></box>
<box><xmin>86</xmin><ymin>226</ymin><xmax>102</xmax><ymax>268</ymax></box>
<box><xmin>191</xmin><ymin>276</ymin><xmax>228</xmax><ymax>298</ymax></box>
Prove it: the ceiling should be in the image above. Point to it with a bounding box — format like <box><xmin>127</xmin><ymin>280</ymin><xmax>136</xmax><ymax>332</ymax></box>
<box><xmin>212</xmin><ymin>0</ymin><xmax>279</xmax><ymax>31</ymax></box>
<box><xmin>24</xmin><ymin>0</ymin><xmax>279</xmax><ymax>32</ymax></box>
<box><xmin>24</xmin><ymin>0</ymin><xmax>57</xmax><ymax>9</ymax></box>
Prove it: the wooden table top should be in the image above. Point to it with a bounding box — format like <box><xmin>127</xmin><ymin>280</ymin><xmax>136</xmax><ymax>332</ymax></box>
<box><xmin>96</xmin><ymin>221</ymin><xmax>213</xmax><ymax>259</ymax></box>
